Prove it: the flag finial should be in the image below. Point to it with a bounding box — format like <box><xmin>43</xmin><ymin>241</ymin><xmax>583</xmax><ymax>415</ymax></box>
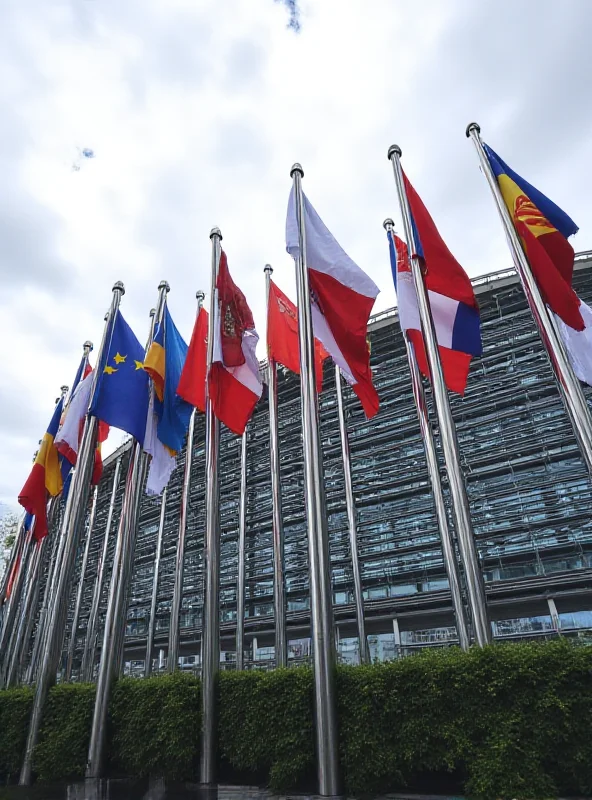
<box><xmin>387</xmin><ymin>145</ymin><xmax>402</xmax><ymax>160</ymax></box>
<box><xmin>383</xmin><ymin>218</ymin><xmax>394</xmax><ymax>230</ymax></box>
<box><xmin>196</xmin><ymin>290</ymin><xmax>205</xmax><ymax>302</ymax></box>
<box><xmin>290</xmin><ymin>163</ymin><xmax>303</xmax><ymax>178</ymax></box>
<box><xmin>210</xmin><ymin>227</ymin><xmax>222</xmax><ymax>240</ymax></box>
<box><xmin>112</xmin><ymin>280</ymin><xmax>125</xmax><ymax>296</ymax></box>
<box><xmin>158</xmin><ymin>280</ymin><xmax>170</xmax><ymax>293</ymax></box>
<box><xmin>60</xmin><ymin>385</ymin><xmax>69</xmax><ymax>397</ymax></box>
<box><xmin>83</xmin><ymin>340</ymin><xmax>93</xmax><ymax>352</ymax></box>
<box><xmin>466</xmin><ymin>121</ymin><xmax>480</xmax><ymax>138</ymax></box>
<box><xmin>149</xmin><ymin>308</ymin><xmax>156</xmax><ymax>318</ymax></box>
<box><xmin>264</xmin><ymin>264</ymin><xmax>273</xmax><ymax>275</ymax></box>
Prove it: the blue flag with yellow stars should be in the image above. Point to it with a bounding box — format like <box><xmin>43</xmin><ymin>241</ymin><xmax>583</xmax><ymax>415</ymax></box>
<box><xmin>89</xmin><ymin>310</ymin><xmax>149</xmax><ymax>443</ymax></box>
<box><xmin>144</xmin><ymin>305</ymin><xmax>193</xmax><ymax>453</ymax></box>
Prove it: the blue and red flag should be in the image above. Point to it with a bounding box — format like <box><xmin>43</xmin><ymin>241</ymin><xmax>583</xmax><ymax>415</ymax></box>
<box><xmin>483</xmin><ymin>144</ymin><xmax>583</xmax><ymax>331</ymax></box>
<box><xmin>388</xmin><ymin>173</ymin><xmax>482</xmax><ymax>395</ymax></box>
<box><xmin>18</xmin><ymin>396</ymin><xmax>65</xmax><ymax>540</ymax></box>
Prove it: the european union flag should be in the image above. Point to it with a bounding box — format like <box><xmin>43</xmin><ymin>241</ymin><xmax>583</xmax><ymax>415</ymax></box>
<box><xmin>144</xmin><ymin>305</ymin><xmax>192</xmax><ymax>453</ymax></box>
<box><xmin>89</xmin><ymin>311</ymin><xmax>149</xmax><ymax>443</ymax></box>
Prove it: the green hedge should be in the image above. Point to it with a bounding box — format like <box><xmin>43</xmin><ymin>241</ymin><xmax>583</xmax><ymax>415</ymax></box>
<box><xmin>0</xmin><ymin>640</ymin><xmax>591</xmax><ymax>798</ymax></box>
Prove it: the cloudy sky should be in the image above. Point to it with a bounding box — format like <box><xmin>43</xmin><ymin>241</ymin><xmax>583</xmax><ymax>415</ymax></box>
<box><xmin>2</xmin><ymin>0</ymin><xmax>591</xmax><ymax>507</ymax></box>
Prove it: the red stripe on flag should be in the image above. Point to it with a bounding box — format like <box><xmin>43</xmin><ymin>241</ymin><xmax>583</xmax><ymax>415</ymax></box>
<box><xmin>407</xmin><ymin>329</ymin><xmax>472</xmax><ymax>396</ymax></box>
<box><xmin>177</xmin><ymin>307</ymin><xmax>208</xmax><ymax>413</ymax></box>
<box><xmin>209</xmin><ymin>363</ymin><xmax>260</xmax><ymax>436</ymax></box>
<box><xmin>18</xmin><ymin>463</ymin><xmax>49</xmax><ymax>540</ymax></box>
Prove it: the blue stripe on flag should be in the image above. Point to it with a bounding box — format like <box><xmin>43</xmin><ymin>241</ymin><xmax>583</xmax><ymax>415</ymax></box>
<box><xmin>451</xmin><ymin>301</ymin><xmax>482</xmax><ymax>356</ymax></box>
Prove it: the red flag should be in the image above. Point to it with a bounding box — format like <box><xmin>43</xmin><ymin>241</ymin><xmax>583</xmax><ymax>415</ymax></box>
<box><xmin>267</xmin><ymin>280</ymin><xmax>327</xmax><ymax>391</ymax></box>
<box><xmin>177</xmin><ymin>306</ymin><xmax>208</xmax><ymax>413</ymax></box>
<box><xmin>209</xmin><ymin>251</ymin><xmax>263</xmax><ymax>435</ymax></box>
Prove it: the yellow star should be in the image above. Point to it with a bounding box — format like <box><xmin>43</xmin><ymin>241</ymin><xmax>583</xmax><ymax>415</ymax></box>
<box><xmin>113</xmin><ymin>352</ymin><xmax>127</xmax><ymax>364</ymax></box>
<box><xmin>134</xmin><ymin>360</ymin><xmax>145</xmax><ymax>371</ymax></box>
<box><xmin>104</xmin><ymin>365</ymin><xmax>118</xmax><ymax>375</ymax></box>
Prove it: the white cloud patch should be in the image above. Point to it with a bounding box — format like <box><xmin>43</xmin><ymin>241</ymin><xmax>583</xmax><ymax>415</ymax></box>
<box><xmin>2</xmin><ymin>0</ymin><xmax>592</xmax><ymax>505</ymax></box>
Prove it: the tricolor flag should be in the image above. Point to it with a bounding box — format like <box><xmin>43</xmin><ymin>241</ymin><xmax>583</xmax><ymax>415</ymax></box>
<box><xmin>267</xmin><ymin>279</ymin><xmax>326</xmax><ymax>391</ymax></box>
<box><xmin>143</xmin><ymin>305</ymin><xmax>193</xmax><ymax>495</ymax></box>
<box><xmin>209</xmin><ymin>250</ymin><xmax>263</xmax><ymax>435</ymax></box>
<box><xmin>18</xmin><ymin>396</ymin><xmax>65</xmax><ymax>540</ymax></box>
<box><xmin>389</xmin><ymin>173</ymin><xmax>482</xmax><ymax>396</ymax></box>
<box><xmin>177</xmin><ymin>305</ymin><xmax>208</xmax><ymax>414</ymax></box>
<box><xmin>286</xmin><ymin>188</ymin><xmax>380</xmax><ymax>417</ymax></box>
<box><xmin>484</xmin><ymin>144</ymin><xmax>592</xmax><ymax>386</ymax></box>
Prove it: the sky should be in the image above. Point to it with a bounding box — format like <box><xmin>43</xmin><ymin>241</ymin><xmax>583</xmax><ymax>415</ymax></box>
<box><xmin>2</xmin><ymin>0</ymin><xmax>592</xmax><ymax>507</ymax></box>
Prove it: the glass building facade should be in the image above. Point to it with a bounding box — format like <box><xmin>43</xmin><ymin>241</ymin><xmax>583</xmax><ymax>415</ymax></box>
<box><xmin>31</xmin><ymin>255</ymin><xmax>592</xmax><ymax>677</ymax></box>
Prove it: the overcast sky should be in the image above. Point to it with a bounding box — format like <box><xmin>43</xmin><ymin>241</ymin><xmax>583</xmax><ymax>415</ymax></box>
<box><xmin>2</xmin><ymin>0</ymin><xmax>591</xmax><ymax>507</ymax></box>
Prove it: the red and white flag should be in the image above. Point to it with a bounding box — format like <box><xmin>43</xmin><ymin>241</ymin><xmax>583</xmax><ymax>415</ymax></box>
<box><xmin>267</xmin><ymin>279</ymin><xmax>327</xmax><ymax>391</ymax></box>
<box><xmin>286</xmin><ymin>188</ymin><xmax>380</xmax><ymax>417</ymax></box>
<box><xmin>208</xmin><ymin>251</ymin><xmax>263</xmax><ymax>435</ymax></box>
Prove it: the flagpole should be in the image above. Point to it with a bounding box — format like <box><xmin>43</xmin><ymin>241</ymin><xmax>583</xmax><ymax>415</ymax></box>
<box><xmin>235</xmin><ymin>429</ymin><xmax>248</xmax><ymax>670</ymax></box>
<box><xmin>3</xmin><ymin>497</ymin><xmax>61</xmax><ymax>687</ymax></box>
<box><xmin>263</xmin><ymin>265</ymin><xmax>288</xmax><ymax>669</ymax></box>
<box><xmin>0</xmin><ymin>515</ymin><xmax>27</xmax><ymax>608</ymax></box>
<box><xmin>333</xmin><ymin>366</ymin><xmax>370</xmax><ymax>663</ymax></box>
<box><xmin>290</xmin><ymin>163</ymin><xmax>341</xmax><ymax>797</ymax></box>
<box><xmin>20</xmin><ymin>283</ymin><xmax>125</xmax><ymax>786</ymax></box>
<box><xmin>383</xmin><ymin>219</ymin><xmax>470</xmax><ymax>652</ymax></box>
<box><xmin>81</xmin><ymin>454</ymin><xmax>123</xmax><ymax>682</ymax></box>
<box><xmin>466</xmin><ymin>122</ymin><xmax>592</xmax><ymax>474</ymax></box>
<box><xmin>64</xmin><ymin>484</ymin><xmax>99</xmax><ymax>681</ymax></box>
<box><xmin>200</xmin><ymin>227</ymin><xmax>222</xmax><ymax>785</ymax></box>
<box><xmin>86</xmin><ymin>287</ymin><xmax>167</xmax><ymax>779</ymax></box>
<box><xmin>168</xmin><ymin>290</ymin><xmax>204</xmax><ymax>673</ymax></box>
<box><xmin>387</xmin><ymin>146</ymin><xmax>491</xmax><ymax>648</ymax></box>
<box><xmin>27</xmin><ymin>345</ymin><xmax>94</xmax><ymax>685</ymax></box>
<box><xmin>145</xmin><ymin>485</ymin><xmax>166</xmax><ymax>677</ymax></box>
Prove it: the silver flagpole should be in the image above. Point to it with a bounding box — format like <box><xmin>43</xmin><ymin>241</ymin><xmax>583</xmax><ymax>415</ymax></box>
<box><xmin>86</xmin><ymin>287</ymin><xmax>167</xmax><ymax>779</ymax></box>
<box><xmin>290</xmin><ymin>163</ymin><xmax>341</xmax><ymax>797</ymax></box>
<box><xmin>168</xmin><ymin>290</ymin><xmax>205</xmax><ymax>673</ymax></box>
<box><xmin>263</xmin><ymin>265</ymin><xmax>287</xmax><ymax>668</ymax></box>
<box><xmin>387</xmin><ymin>146</ymin><xmax>491</xmax><ymax>648</ymax></box>
<box><xmin>235</xmin><ymin>430</ymin><xmax>247</xmax><ymax>670</ymax></box>
<box><xmin>20</xmin><ymin>283</ymin><xmax>124</xmax><ymax>786</ymax></box>
<box><xmin>466</xmin><ymin>122</ymin><xmax>592</xmax><ymax>474</ymax></box>
<box><xmin>27</xmin><ymin>345</ymin><xmax>94</xmax><ymax>685</ymax></box>
<box><xmin>81</xmin><ymin>454</ymin><xmax>123</xmax><ymax>682</ymax></box>
<box><xmin>200</xmin><ymin>227</ymin><xmax>222</xmax><ymax>785</ymax></box>
<box><xmin>0</xmin><ymin>515</ymin><xmax>27</xmax><ymax>607</ymax></box>
<box><xmin>145</xmin><ymin>486</ymin><xmax>167</xmax><ymax>677</ymax></box>
<box><xmin>333</xmin><ymin>366</ymin><xmax>370</xmax><ymax>663</ymax></box>
<box><xmin>64</xmin><ymin>485</ymin><xmax>99</xmax><ymax>681</ymax></box>
<box><xmin>3</xmin><ymin>497</ymin><xmax>60</xmax><ymax>687</ymax></box>
<box><xmin>383</xmin><ymin>219</ymin><xmax>470</xmax><ymax>652</ymax></box>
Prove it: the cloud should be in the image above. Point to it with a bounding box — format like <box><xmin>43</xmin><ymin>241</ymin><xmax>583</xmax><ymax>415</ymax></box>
<box><xmin>1</xmin><ymin>0</ymin><xmax>591</xmax><ymax>506</ymax></box>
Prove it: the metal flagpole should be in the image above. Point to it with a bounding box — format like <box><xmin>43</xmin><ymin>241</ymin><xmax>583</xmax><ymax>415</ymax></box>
<box><xmin>3</xmin><ymin>497</ymin><xmax>60</xmax><ymax>687</ymax></box>
<box><xmin>86</xmin><ymin>287</ymin><xmax>167</xmax><ymax>779</ymax></box>
<box><xmin>290</xmin><ymin>163</ymin><xmax>341</xmax><ymax>797</ymax></box>
<box><xmin>387</xmin><ymin>146</ymin><xmax>491</xmax><ymax>648</ymax></box>
<box><xmin>263</xmin><ymin>265</ymin><xmax>288</xmax><ymax>668</ymax></box>
<box><xmin>168</xmin><ymin>290</ymin><xmax>204</xmax><ymax>673</ymax></box>
<box><xmin>383</xmin><ymin>219</ymin><xmax>470</xmax><ymax>652</ymax></box>
<box><xmin>235</xmin><ymin>430</ymin><xmax>247</xmax><ymax>670</ymax></box>
<box><xmin>27</xmin><ymin>344</ymin><xmax>94</xmax><ymax>685</ymax></box>
<box><xmin>80</xmin><ymin>454</ymin><xmax>123</xmax><ymax>683</ymax></box>
<box><xmin>333</xmin><ymin>366</ymin><xmax>370</xmax><ymax>663</ymax></box>
<box><xmin>20</xmin><ymin>283</ymin><xmax>124</xmax><ymax>786</ymax></box>
<box><xmin>200</xmin><ymin>227</ymin><xmax>222</xmax><ymax>785</ymax></box>
<box><xmin>0</xmin><ymin>515</ymin><xmax>27</xmax><ymax>608</ymax></box>
<box><xmin>466</xmin><ymin>122</ymin><xmax>592</xmax><ymax>475</ymax></box>
<box><xmin>145</xmin><ymin>486</ymin><xmax>167</xmax><ymax>677</ymax></box>
<box><xmin>64</xmin><ymin>485</ymin><xmax>99</xmax><ymax>681</ymax></box>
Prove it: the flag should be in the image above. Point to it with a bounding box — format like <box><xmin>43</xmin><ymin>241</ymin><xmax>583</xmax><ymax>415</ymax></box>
<box><xmin>55</xmin><ymin>371</ymin><xmax>94</xmax><ymax>465</ymax></box>
<box><xmin>177</xmin><ymin>306</ymin><xmax>208</xmax><ymax>413</ymax></box>
<box><xmin>267</xmin><ymin>279</ymin><xmax>327</xmax><ymax>390</ymax></box>
<box><xmin>286</xmin><ymin>187</ymin><xmax>380</xmax><ymax>418</ymax></box>
<box><xmin>89</xmin><ymin>311</ymin><xmax>150</xmax><ymax>443</ymax></box>
<box><xmin>390</xmin><ymin>172</ymin><xmax>482</xmax><ymax>396</ymax></box>
<box><xmin>18</xmin><ymin>396</ymin><xmax>65</xmax><ymax>540</ymax></box>
<box><xmin>143</xmin><ymin>305</ymin><xmax>193</xmax><ymax>495</ymax></box>
<box><xmin>144</xmin><ymin>305</ymin><xmax>193</xmax><ymax>452</ymax></box>
<box><xmin>209</xmin><ymin>250</ymin><xmax>263</xmax><ymax>435</ymax></box>
<box><xmin>484</xmin><ymin>144</ymin><xmax>592</xmax><ymax>386</ymax></box>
